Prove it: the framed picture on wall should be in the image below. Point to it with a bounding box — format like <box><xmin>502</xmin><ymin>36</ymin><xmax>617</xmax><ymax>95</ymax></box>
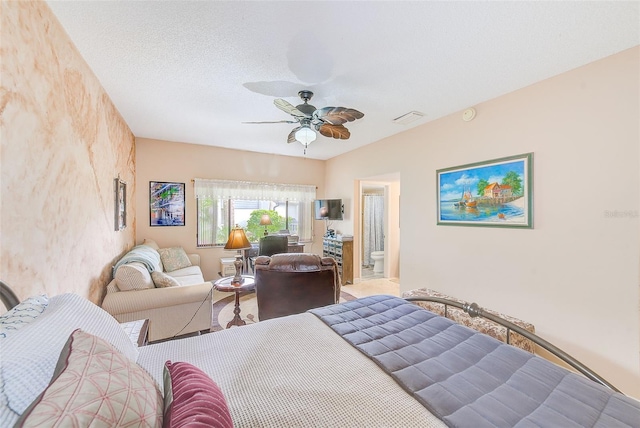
<box><xmin>436</xmin><ymin>153</ymin><xmax>533</xmax><ymax>228</ymax></box>
<box><xmin>150</xmin><ymin>181</ymin><xmax>186</xmax><ymax>227</ymax></box>
<box><xmin>114</xmin><ymin>178</ymin><xmax>126</xmax><ymax>231</ymax></box>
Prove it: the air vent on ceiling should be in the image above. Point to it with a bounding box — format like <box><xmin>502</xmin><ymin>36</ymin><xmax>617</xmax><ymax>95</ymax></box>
<box><xmin>392</xmin><ymin>111</ymin><xmax>425</xmax><ymax>125</ymax></box>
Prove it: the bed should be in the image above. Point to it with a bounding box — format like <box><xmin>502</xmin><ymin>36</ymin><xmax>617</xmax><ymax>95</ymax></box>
<box><xmin>1</xmin><ymin>282</ymin><xmax>639</xmax><ymax>427</ymax></box>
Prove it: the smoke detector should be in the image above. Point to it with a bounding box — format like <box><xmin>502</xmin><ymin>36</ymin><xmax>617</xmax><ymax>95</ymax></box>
<box><xmin>462</xmin><ymin>108</ymin><xmax>476</xmax><ymax>122</ymax></box>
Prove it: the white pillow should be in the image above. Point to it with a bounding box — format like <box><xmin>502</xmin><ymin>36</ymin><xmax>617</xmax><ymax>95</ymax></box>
<box><xmin>142</xmin><ymin>238</ymin><xmax>160</xmax><ymax>251</ymax></box>
<box><xmin>114</xmin><ymin>262</ymin><xmax>155</xmax><ymax>291</ymax></box>
<box><xmin>0</xmin><ymin>295</ymin><xmax>48</xmax><ymax>339</ymax></box>
<box><xmin>0</xmin><ymin>293</ymin><xmax>139</xmax><ymax>425</ymax></box>
<box><xmin>141</xmin><ymin>239</ymin><xmax>164</xmax><ymax>271</ymax></box>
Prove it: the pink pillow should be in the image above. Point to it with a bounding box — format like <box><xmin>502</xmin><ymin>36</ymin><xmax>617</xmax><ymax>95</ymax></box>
<box><xmin>163</xmin><ymin>361</ymin><xmax>233</xmax><ymax>428</ymax></box>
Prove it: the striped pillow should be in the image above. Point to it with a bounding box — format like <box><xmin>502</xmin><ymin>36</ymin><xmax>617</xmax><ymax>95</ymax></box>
<box><xmin>163</xmin><ymin>361</ymin><xmax>233</xmax><ymax>428</ymax></box>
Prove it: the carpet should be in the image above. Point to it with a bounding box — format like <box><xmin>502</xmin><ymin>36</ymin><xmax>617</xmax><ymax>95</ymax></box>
<box><xmin>211</xmin><ymin>290</ymin><xmax>358</xmax><ymax>332</ymax></box>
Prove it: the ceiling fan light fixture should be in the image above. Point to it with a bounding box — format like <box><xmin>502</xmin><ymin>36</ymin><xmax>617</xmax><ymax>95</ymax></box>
<box><xmin>295</xmin><ymin>126</ymin><xmax>317</xmax><ymax>146</ymax></box>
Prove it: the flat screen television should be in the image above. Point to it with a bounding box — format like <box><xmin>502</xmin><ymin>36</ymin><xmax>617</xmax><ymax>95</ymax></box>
<box><xmin>314</xmin><ymin>199</ymin><xmax>343</xmax><ymax>220</ymax></box>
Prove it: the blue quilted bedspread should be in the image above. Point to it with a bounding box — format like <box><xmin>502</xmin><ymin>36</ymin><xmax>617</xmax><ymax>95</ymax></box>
<box><xmin>310</xmin><ymin>295</ymin><xmax>640</xmax><ymax>427</ymax></box>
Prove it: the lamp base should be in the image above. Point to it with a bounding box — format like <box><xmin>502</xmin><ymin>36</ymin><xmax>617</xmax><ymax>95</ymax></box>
<box><xmin>231</xmin><ymin>255</ymin><xmax>244</xmax><ymax>285</ymax></box>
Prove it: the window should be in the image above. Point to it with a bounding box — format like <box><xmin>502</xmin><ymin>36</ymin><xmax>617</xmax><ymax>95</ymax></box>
<box><xmin>195</xmin><ymin>179</ymin><xmax>316</xmax><ymax>247</ymax></box>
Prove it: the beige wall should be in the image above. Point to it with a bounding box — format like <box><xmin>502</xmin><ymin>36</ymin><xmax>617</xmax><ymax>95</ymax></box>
<box><xmin>134</xmin><ymin>138</ymin><xmax>326</xmax><ymax>280</ymax></box>
<box><xmin>0</xmin><ymin>1</ymin><xmax>136</xmax><ymax>304</ymax></box>
<box><xmin>326</xmin><ymin>47</ymin><xmax>640</xmax><ymax>397</ymax></box>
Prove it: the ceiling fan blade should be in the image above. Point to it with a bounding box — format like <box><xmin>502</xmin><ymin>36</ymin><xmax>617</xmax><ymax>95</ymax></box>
<box><xmin>274</xmin><ymin>99</ymin><xmax>307</xmax><ymax>119</ymax></box>
<box><xmin>287</xmin><ymin>127</ymin><xmax>302</xmax><ymax>144</ymax></box>
<box><xmin>313</xmin><ymin>107</ymin><xmax>364</xmax><ymax>125</ymax></box>
<box><xmin>242</xmin><ymin>120</ymin><xmax>298</xmax><ymax>124</ymax></box>
<box><xmin>317</xmin><ymin>123</ymin><xmax>351</xmax><ymax>140</ymax></box>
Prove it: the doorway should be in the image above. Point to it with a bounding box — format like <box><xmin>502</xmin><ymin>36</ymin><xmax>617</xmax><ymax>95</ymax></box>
<box><xmin>362</xmin><ymin>186</ymin><xmax>385</xmax><ymax>279</ymax></box>
<box><xmin>357</xmin><ymin>174</ymin><xmax>400</xmax><ymax>281</ymax></box>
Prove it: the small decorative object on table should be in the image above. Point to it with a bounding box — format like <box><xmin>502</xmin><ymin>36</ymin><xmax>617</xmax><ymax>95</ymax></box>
<box><xmin>213</xmin><ymin>275</ymin><xmax>255</xmax><ymax>328</ymax></box>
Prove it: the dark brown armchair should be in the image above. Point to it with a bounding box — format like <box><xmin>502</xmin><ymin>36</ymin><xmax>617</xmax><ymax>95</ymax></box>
<box><xmin>254</xmin><ymin>253</ymin><xmax>341</xmax><ymax>321</ymax></box>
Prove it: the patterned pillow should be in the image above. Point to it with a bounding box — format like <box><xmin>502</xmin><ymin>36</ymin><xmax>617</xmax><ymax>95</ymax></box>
<box><xmin>163</xmin><ymin>361</ymin><xmax>233</xmax><ymax>428</ymax></box>
<box><xmin>1</xmin><ymin>293</ymin><xmax>140</xmax><ymax>425</ymax></box>
<box><xmin>115</xmin><ymin>262</ymin><xmax>155</xmax><ymax>291</ymax></box>
<box><xmin>0</xmin><ymin>294</ymin><xmax>48</xmax><ymax>339</ymax></box>
<box><xmin>158</xmin><ymin>247</ymin><xmax>192</xmax><ymax>273</ymax></box>
<box><xmin>151</xmin><ymin>271</ymin><xmax>180</xmax><ymax>288</ymax></box>
<box><xmin>16</xmin><ymin>329</ymin><xmax>163</xmax><ymax>427</ymax></box>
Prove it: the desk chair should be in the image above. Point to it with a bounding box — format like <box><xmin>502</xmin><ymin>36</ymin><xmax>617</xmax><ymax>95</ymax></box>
<box><xmin>258</xmin><ymin>235</ymin><xmax>289</xmax><ymax>257</ymax></box>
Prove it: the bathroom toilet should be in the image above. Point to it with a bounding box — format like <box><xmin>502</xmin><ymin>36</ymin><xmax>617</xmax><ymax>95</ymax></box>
<box><xmin>370</xmin><ymin>251</ymin><xmax>385</xmax><ymax>273</ymax></box>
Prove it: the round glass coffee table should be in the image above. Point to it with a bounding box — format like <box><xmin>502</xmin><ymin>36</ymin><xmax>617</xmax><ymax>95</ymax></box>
<box><xmin>213</xmin><ymin>275</ymin><xmax>255</xmax><ymax>328</ymax></box>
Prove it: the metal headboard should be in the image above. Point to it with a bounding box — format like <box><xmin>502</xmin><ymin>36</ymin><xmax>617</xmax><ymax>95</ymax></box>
<box><xmin>0</xmin><ymin>280</ymin><xmax>20</xmax><ymax>311</ymax></box>
<box><xmin>405</xmin><ymin>296</ymin><xmax>621</xmax><ymax>393</ymax></box>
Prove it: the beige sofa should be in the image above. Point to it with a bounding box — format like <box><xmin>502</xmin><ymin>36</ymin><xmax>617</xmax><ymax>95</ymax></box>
<box><xmin>102</xmin><ymin>244</ymin><xmax>212</xmax><ymax>342</ymax></box>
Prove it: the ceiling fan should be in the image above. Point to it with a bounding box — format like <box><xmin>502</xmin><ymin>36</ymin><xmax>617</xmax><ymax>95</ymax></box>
<box><xmin>244</xmin><ymin>90</ymin><xmax>364</xmax><ymax>153</ymax></box>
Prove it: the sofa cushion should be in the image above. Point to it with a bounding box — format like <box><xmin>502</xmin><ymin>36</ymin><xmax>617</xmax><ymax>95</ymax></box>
<box><xmin>163</xmin><ymin>360</ymin><xmax>233</xmax><ymax>428</ymax></box>
<box><xmin>167</xmin><ymin>266</ymin><xmax>205</xmax><ymax>286</ymax></box>
<box><xmin>16</xmin><ymin>329</ymin><xmax>162</xmax><ymax>427</ymax></box>
<box><xmin>0</xmin><ymin>294</ymin><xmax>48</xmax><ymax>339</ymax></box>
<box><xmin>115</xmin><ymin>262</ymin><xmax>155</xmax><ymax>291</ymax></box>
<box><xmin>152</xmin><ymin>271</ymin><xmax>180</xmax><ymax>288</ymax></box>
<box><xmin>159</xmin><ymin>247</ymin><xmax>192</xmax><ymax>273</ymax></box>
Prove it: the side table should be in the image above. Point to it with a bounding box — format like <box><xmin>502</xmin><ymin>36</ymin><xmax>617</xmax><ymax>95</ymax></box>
<box><xmin>213</xmin><ymin>275</ymin><xmax>255</xmax><ymax>328</ymax></box>
<box><xmin>120</xmin><ymin>319</ymin><xmax>149</xmax><ymax>347</ymax></box>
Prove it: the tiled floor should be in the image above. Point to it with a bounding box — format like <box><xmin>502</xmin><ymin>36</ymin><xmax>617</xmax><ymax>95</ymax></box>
<box><xmin>344</xmin><ymin>276</ymin><xmax>399</xmax><ymax>298</ymax></box>
<box><xmin>360</xmin><ymin>265</ymin><xmax>384</xmax><ymax>280</ymax></box>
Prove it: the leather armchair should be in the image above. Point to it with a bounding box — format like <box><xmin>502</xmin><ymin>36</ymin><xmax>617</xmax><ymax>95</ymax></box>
<box><xmin>254</xmin><ymin>253</ymin><xmax>341</xmax><ymax>321</ymax></box>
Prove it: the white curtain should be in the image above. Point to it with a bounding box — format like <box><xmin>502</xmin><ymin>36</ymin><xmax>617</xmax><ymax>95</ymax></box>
<box><xmin>363</xmin><ymin>195</ymin><xmax>384</xmax><ymax>266</ymax></box>
<box><xmin>194</xmin><ymin>178</ymin><xmax>316</xmax><ymax>202</ymax></box>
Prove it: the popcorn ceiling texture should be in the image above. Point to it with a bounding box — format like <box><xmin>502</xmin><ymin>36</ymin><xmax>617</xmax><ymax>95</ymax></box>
<box><xmin>1</xmin><ymin>2</ymin><xmax>135</xmax><ymax>304</ymax></box>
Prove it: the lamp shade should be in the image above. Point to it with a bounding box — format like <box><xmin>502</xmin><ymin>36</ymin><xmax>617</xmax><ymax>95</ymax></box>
<box><xmin>259</xmin><ymin>214</ymin><xmax>272</xmax><ymax>226</ymax></box>
<box><xmin>224</xmin><ymin>225</ymin><xmax>251</xmax><ymax>250</ymax></box>
<box><xmin>294</xmin><ymin>126</ymin><xmax>317</xmax><ymax>146</ymax></box>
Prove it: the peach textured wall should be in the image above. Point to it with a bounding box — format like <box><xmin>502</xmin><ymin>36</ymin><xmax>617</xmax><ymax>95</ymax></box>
<box><xmin>134</xmin><ymin>138</ymin><xmax>326</xmax><ymax>281</ymax></box>
<box><xmin>325</xmin><ymin>47</ymin><xmax>640</xmax><ymax>397</ymax></box>
<box><xmin>0</xmin><ymin>2</ymin><xmax>135</xmax><ymax>304</ymax></box>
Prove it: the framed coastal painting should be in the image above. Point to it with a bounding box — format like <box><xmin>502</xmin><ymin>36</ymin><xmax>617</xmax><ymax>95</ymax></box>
<box><xmin>114</xmin><ymin>178</ymin><xmax>126</xmax><ymax>231</ymax></box>
<box><xmin>437</xmin><ymin>153</ymin><xmax>533</xmax><ymax>228</ymax></box>
<box><xmin>150</xmin><ymin>181</ymin><xmax>186</xmax><ymax>227</ymax></box>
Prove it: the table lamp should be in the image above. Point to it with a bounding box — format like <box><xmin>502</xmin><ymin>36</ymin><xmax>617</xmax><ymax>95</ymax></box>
<box><xmin>259</xmin><ymin>214</ymin><xmax>272</xmax><ymax>236</ymax></box>
<box><xmin>224</xmin><ymin>225</ymin><xmax>251</xmax><ymax>284</ymax></box>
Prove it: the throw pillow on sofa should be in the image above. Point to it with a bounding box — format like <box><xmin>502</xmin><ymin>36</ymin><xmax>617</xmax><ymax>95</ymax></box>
<box><xmin>151</xmin><ymin>271</ymin><xmax>180</xmax><ymax>288</ymax></box>
<box><xmin>142</xmin><ymin>238</ymin><xmax>160</xmax><ymax>251</ymax></box>
<box><xmin>158</xmin><ymin>247</ymin><xmax>192</xmax><ymax>272</ymax></box>
<box><xmin>142</xmin><ymin>238</ymin><xmax>164</xmax><ymax>271</ymax></box>
<box><xmin>115</xmin><ymin>262</ymin><xmax>155</xmax><ymax>291</ymax></box>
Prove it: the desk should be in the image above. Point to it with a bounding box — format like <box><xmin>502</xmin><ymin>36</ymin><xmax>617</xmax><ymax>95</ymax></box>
<box><xmin>213</xmin><ymin>275</ymin><xmax>255</xmax><ymax>328</ymax></box>
<box><xmin>287</xmin><ymin>243</ymin><xmax>304</xmax><ymax>253</ymax></box>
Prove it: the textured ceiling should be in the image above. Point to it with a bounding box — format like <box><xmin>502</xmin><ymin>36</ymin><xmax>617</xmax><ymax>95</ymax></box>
<box><xmin>46</xmin><ymin>1</ymin><xmax>639</xmax><ymax>160</ymax></box>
